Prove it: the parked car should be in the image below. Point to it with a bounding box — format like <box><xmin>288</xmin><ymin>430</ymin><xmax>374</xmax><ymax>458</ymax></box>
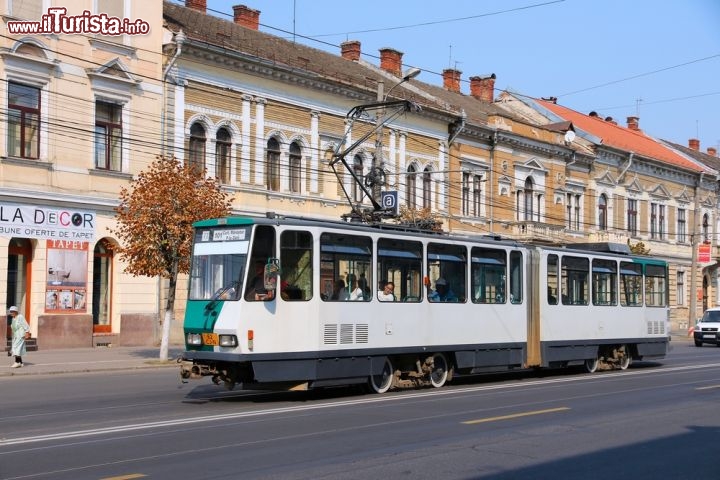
<box><xmin>694</xmin><ymin>307</ymin><xmax>720</xmax><ymax>347</ymax></box>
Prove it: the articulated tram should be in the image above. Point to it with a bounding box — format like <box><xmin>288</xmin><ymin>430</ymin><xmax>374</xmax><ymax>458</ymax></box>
<box><xmin>179</xmin><ymin>215</ymin><xmax>669</xmax><ymax>393</ymax></box>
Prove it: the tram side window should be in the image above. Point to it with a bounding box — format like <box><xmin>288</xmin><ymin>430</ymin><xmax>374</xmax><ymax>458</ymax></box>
<box><xmin>645</xmin><ymin>264</ymin><xmax>667</xmax><ymax>307</ymax></box>
<box><xmin>245</xmin><ymin>225</ymin><xmax>276</xmax><ymax>302</ymax></box>
<box><xmin>378</xmin><ymin>238</ymin><xmax>422</xmax><ymax>302</ymax></box>
<box><xmin>592</xmin><ymin>259</ymin><xmax>617</xmax><ymax>306</ymax></box>
<box><xmin>561</xmin><ymin>255</ymin><xmax>589</xmax><ymax>305</ymax></box>
<box><xmin>620</xmin><ymin>262</ymin><xmax>642</xmax><ymax>306</ymax></box>
<box><xmin>280</xmin><ymin>230</ymin><xmax>312</xmax><ymax>301</ymax></box>
<box><xmin>509</xmin><ymin>250</ymin><xmax>523</xmax><ymax>304</ymax></box>
<box><xmin>471</xmin><ymin>247</ymin><xmax>506</xmax><ymax>304</ymax></box>
<box><xmin>320</xmin><ymin>232</ymin><xmax>372</xmax><ymax>302</ymax></box>
<box><xmin>427</xmin><ymin>243</ymin><xmax>467</xmax><ymax>303</ymax></box>
<box><xmin>547</xmin><ymin>254</ymin><xmax>558</xmax><ymax>305</ymax></box>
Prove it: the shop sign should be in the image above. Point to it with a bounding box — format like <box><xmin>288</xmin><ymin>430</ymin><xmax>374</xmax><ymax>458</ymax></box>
<box><xmin>0</xmin><ymin>202</ymin><xmax>95</xmax><ymax>241</ymax></box>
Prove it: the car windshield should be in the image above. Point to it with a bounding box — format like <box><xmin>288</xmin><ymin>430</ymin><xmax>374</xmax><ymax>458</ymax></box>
<box><xmin>701</xmin><ymin>310</ymin><xmax>720</xmax><ymax>323</ymax></box>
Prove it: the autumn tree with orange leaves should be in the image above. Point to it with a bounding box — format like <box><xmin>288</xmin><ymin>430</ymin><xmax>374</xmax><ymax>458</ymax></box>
<box><xmin>112</xmin><ymin>156</ymin><xmax>231</xmax><ymax>361</ymax></box>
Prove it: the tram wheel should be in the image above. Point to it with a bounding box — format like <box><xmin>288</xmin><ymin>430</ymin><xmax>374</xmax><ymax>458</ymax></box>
<box><xmin>584</xmin><ymin>356</ymin><xmax>599</xmax><ymax>373</ymax></box>
<box><xmin>429</xmin><ymin>353</ymin><xmax>449</xmax><ymax>388</ymax></box>
<box><xmin>369</xmin><ymin>357</ymin><xmax>394</xmax><ymax>394</ymax></box>
<box><xmin>618</xmin><ymin>346</ymin><xmax>631</xmax><ymax>370</ymax></box>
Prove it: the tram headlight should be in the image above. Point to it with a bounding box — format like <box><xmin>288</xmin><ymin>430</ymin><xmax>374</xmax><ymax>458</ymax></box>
<box><xmin>187</xmin><ymin>333</ymin><xmax>202</xmax><ymax>346</ymax></box>
<box><xmin>219</xmin><ymin>334</ymin><xmax>238</xmax><ymax>347</ymax></box>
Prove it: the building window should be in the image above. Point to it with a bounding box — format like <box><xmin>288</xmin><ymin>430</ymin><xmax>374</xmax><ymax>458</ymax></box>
<box><xmin>266</xmin><ymin>137</ymin><xmax>280</xmax><ymax>191</ymax></box>
<box><xmin>188</xmin><ymin>123</ymin><xmax>206</xmax><ymax>174</ymax></box>
<box><xmin>659</xmin><ymin>205</ymin><xmax>666</xmax><ymax>239</ymax></box>
<box><xmin>677</xmin><ymin>271</ymin><xmax>685</xmax><ymax>306</ymax></box>
<box><xmin>97</xmin><ymin>0</ymin><xmax>125</xmax><ymax>43</ymax></box>
<box><xmin>627</xmin><ymin>199</ymin><xmax>638</xmax><ymax>236</ymax></box>
<box><xmin>406</xmin><ymin>165</ymin><xmax>416</xmax><ymax>209</ymax></box>
<box><xmin>473</xmin><ymin>174</ymin><xmax>481</xmax><ymax>217</ymax></box>
<box><xmin>702</xmin><ymin>213</ymin><xmax>710</xmax><ymax>243</ymax></box>
<box><xmin>598</xmin><ymin>194</ymin><xmax>608</xmax><ymax>230</ymax></box>
<box><xmin>677</xmin><ymin>208</ymin><xmax>686</xmax><ymax>243</ymax></box>
<box><xmin>215</xmin><ymin>128</ymin><xmax>231</xmax><ymax>184</ymax></box>
<box><xmin>94</xmin><ymin>101</ymin><xmax>122</xmax><ymax>171</ymax></box>
<box><xmin>461</xmin><ymin>172</ymin><xmax>470</xmax><ymax>216</ymax></box>
<box><xmin>9</xmin><ymin>0</ymin><xmax>42</xmax><ymax>19</ymax></box>
<box><xmin>523</xmin><ymin>177</ymin><xmax>534</xmax><ymax>220</ymax></box>
<box><xmin>566</xmin><ymin>193</ymin><xmax>581</xmax><ymax>230</ymax></box>
<box><xmin>422</xmin><ymin>167</ymin><xmax>432</xmax><ymax>209</ymax></box>
<box><xmin>352</xmin><ymin>154</ymin><xmax>363</xmax><ymax>202</ymax></box>
<box><xmin>289</xmin><ymin>141</ymin><xmax>302</xmax><ymax>193</ymax></box>
<box><xmin>8</xmin><ymin>82</ymin><xmax>40</xmax><ymax>159</ymax></box>
<box><xmin>651</xmin><ymin>203</ymin><xmax>666</xmax><ymax>240</ymax></box>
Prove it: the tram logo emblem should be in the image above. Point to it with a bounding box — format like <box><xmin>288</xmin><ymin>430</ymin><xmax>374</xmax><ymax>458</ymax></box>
<box><xmin>381</xmin><ymin>191</ymin><xmax>398</xmax><ymax>215</ymax></box>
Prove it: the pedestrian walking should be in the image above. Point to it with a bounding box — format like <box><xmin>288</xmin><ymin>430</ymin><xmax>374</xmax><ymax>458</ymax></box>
<box><xmin>8</xmin><ymin>306</ymin><xmax>29</xmax><ymax>368</ymax></box>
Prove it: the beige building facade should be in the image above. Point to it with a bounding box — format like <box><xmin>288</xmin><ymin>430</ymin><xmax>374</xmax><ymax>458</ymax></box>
<box><xmin>1</xmin><ymin>0</ymin><xmax>164</xmax><ymax>347</ymax></box>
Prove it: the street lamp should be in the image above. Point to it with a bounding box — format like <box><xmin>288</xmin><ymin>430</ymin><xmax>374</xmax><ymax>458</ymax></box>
<box><xmin>373</xmin><ymin>67</ymin><xmax>422</xmax><ymax>203</ymax></box>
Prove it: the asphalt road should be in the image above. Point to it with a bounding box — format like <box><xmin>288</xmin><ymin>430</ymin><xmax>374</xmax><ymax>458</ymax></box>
<box><xmin>1</xmin><ymin>339</ymin><xmax>719</xmax><ymax>480</ymax></box>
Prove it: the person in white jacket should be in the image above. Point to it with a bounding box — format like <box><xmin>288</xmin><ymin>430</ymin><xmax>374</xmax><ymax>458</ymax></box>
<box><xmin>8</xmin><ymin>306</ymin><xmax>29</xmax><ymax>368</ymax></box>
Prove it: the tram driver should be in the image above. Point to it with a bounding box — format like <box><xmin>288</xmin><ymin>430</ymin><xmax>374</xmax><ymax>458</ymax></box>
<box><xmin>245</xmin><ymin>260</ymin><xmax>274</xmax><ymax>301</ymax></box>
<box><xmin>428</xmin><ymin>277</ymin><xmax>458</xmax><ymax>303</ymax></box>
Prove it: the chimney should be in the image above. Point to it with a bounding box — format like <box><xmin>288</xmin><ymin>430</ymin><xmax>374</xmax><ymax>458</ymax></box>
<box><xmin>186</xmin><ymin>0</ymin><xmax>206</xmax><ymax>13</ymax></box>
<box><xmin>340</xmin><ymin>41</ymin><xmax>361</xmax><ymax>61</ymax></box>
<box><xmin>233</xmin><ymin>5</ymin><xmax>260</xmax><ymax>30</ymax></box>
<box><xmin>379</xmin><ymin>48</ymin><xmax>403</xmax><ymax>76</ymax></box>
<box><xmin>707</xmin><ymin>147</ymin><xmax>717</xmax><ymax>157</ymax></box>
<box><xmin>442</xmin><ymin>68</ymin><xmax>462</xmax><ymax>93</ymax></box>
<box><xmin>689</xmin><ymin>138</ymin><xmax>700</xmax><ymax>151</ymax></box>
<box><xmin>627</xmin><ymin>116</ymin><xmax>639</xmax><ymax>131</ymax></box>
<box><xmin>469</xmin><ymin>74</ymin><xmax>496</xmax><ymax>102</ymax></box>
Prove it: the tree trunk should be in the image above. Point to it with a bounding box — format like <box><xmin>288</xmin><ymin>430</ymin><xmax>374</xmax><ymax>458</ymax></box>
<box><xmin>159</xmin><ymin>260</ymin><xmax>179</xmax><ymax>361</ymax></box>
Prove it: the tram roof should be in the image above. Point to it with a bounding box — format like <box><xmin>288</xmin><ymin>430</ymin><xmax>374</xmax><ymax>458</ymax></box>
<box><xmin>193</xmin><ymin>215</ymin><xmax>665</xmax><ymax>265</ymax></box>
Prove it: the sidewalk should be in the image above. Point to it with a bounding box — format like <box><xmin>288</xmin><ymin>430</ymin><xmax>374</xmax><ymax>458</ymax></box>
<box><xmin>0</xmin><ymin>345</ymin><xmax>185</xmax><ymax>377</ymax></box>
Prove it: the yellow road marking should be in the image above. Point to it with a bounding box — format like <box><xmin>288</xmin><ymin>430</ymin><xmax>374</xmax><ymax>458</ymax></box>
<box><xmin>462</xmin><ymin>407</ymin><xmax>570</xmax><ymax>425</ymax></box>
<box><xmin>100</xmin><ymin>475</ymin><xmax>146</xmax><ymax>480</ymax></box>
<box><xmin>696</xmin><ymin>385</ymin><xmax>720</xmax><ymax>390</ymax></box>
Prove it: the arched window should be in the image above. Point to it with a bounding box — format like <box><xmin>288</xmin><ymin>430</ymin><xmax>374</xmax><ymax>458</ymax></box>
<box><xmin>215</xmin><ymin>128</ymin><xmax>231</xmax><ymax>184</ymax></box>
<box><xmin>189</xmin><ymin>123</ymin><xmax>206</xmax><ymax>174</ymax></box>
<box><xmin>406</xmin><ymin>165</ymin><xmax>417</xmax><ymax>209</ymax></box>
<box><xmin>289</xmin><ymin>141</ymin><xmax>302</xmax><ymax>193</ymax></box>
<box><xmin>703</xmin><ymin>213</ymin><xmax>710</xmax><ymax>243</ymax></box>
<box><xmin>352</xmin><ymin>154</ymin><xmax>364</xmax><ymax>202</ymax></box>
<box><xmin>266</xmin><ymin>137</ymin><xmax>280</xmax><ymax>191</ymax></box>
<box><xmin>598</xmin><ymin>194</ymin><xmax>608</xmax><ymax>230</ymax></box>
<box><xmin>423</xmin><ymin>167</ymin><xmax>432</xmax><ymax>209</ymax></box>
<box><xmin>523</xmin><ymin>177</ymin><xmax>534</xmax><ymax>221</ymax></box>
<box><xmin>92</xmin><ymin>240</ymin><xmax>113</xmax><ymax>333</ymax></box>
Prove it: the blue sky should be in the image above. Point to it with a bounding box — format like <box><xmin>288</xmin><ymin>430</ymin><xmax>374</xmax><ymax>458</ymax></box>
<box><xmin>200</xmin><ymin>0</ymin><xmax>720</xmax><ymax>151</ymax></box>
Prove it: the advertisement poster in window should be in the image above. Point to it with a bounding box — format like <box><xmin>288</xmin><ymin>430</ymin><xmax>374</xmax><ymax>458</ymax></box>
<box><xmin>45</xmin><ymin>240</ymin><xmax>88</xmax><ymax>312</ymax></box>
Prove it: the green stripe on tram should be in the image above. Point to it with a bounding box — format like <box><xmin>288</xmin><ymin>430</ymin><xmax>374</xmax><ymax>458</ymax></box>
<box><xmin>193</xmin><ymin>217</ymin><xmax>255</xmax><ymax>227</ymax></box>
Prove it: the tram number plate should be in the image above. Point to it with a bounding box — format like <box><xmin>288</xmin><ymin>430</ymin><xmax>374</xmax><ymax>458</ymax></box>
<box><xmin>202</xmin><ymin>333</ymin><xmax>219</xmax><ymax>346</ymax></box>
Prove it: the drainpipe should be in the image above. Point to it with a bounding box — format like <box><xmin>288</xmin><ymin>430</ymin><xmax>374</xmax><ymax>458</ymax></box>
<box><xmin>160</xmin><ymin>30</ymin><xmax>186</xmax><ymax>157</ymax></box>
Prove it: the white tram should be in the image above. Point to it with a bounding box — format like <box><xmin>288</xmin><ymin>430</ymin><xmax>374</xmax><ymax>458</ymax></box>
<box><xmin>180</xmin><ymin>215</ymin><xmax>669</xmax><ymax>392</ymax></box>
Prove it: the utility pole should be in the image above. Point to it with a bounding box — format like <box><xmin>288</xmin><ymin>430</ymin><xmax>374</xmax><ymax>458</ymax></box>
<box><xmin>689</xmin><ymin>175</ymin><xmax>703</xmax><ymax>329</ymax></box>
<box><xmin>373</xmin><ymin>80</ymin><xmax>385</xmax><ymax>205</ymax></box>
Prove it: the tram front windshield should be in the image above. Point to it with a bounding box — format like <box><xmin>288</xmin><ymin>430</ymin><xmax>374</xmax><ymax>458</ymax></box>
<box><xmin>189</xmin><ymin>227</ymin><xmax>250</xmax><ymax>301</ymax></box>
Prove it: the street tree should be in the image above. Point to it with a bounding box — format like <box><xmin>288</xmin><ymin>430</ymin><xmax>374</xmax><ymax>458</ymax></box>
<box><xmin>112</xmin><ymin>156</ymin><xmax>231</xmax><ymax>361</ymax></box>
